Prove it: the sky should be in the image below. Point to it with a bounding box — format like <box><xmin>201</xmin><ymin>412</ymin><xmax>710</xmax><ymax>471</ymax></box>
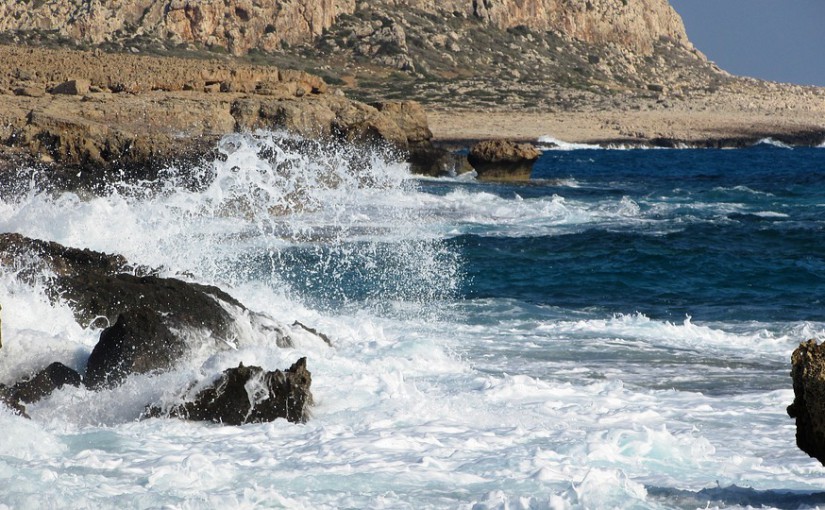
<box><xmin>669</xmin><ymin>0</ymin><xmax>825</xmax><ymax>87</ymax></box>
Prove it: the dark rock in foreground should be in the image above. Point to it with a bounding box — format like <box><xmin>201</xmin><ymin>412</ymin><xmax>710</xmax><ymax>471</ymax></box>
<box><xmin>0</xmin><ymin>233</ymin><xmax>322</xmax><ymax>424</ymax></box>
<box><xmin>147</xmin><ymin>358</ymin><xmax>312</xmax><ymax>425</ymax></box>
<box><xmin>0</xmin><ymin>233</ymin><xmax>283</xmax><ymax>346</ymax></box>
<box><xmin>788</xmin><ymin>339</ymin><xmax>825</xmax><ymax>465</ymax></box>
<box><xmin>85</xmin><ymin>307</ymin><xmax>185</xmax><ymax>389</ymax></box>
<box><xmin>467</xmin><ymin>139</ymin><xmax>541</xmax><ymax>181</ymax></box>
<box><xmin>0</xmin><ymin>362</ymin><xmax>82</xmax><ymax>417</ymax></box>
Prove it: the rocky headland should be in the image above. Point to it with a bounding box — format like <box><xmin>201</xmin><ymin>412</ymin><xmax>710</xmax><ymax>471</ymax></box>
<box><xmin>0</xmin><ymin>0</ymin><xmax>821</xmax><ymax>162</ymax></box>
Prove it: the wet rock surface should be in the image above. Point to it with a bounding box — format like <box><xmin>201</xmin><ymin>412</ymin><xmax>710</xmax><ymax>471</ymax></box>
<box><xmin>0</xmin><ymin>233</ymin><xmax>317</xmax><ymax>423</ymax></box>
<box><xmin>0</xmin><ymin>362</ymin><xmax>82</xmax><ymax>417</ymax></box>
<box><xmin>788</xmin><ymin>339</ymin><xmax>825</xmax><ymax>465</ymax></box>
<box><xmin>147</xmin><ymin>358</ymin><xmax>313</xmax><ymax>425</ymax></box>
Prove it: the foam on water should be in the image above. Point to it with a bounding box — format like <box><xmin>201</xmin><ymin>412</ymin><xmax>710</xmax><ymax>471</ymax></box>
<box><xmin>538</xmin><ymin>135</ymin><xmax>603</xmax><ymax>151</ymax></box>
<box><xmin>755</xmin><ymin>138</ymin><xmax>794</xmax><ymax>149</ymax></box>
<box><xmin>0</xmin><ymin>133</ymin><xmax>822</xmax><ymax>509</ymax></box>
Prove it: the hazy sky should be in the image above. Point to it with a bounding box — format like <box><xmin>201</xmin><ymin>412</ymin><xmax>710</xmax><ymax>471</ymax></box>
<box><xmin>669</xmin><ymin>0</ymin><xmax>825</xmax><ymax>87</ymax></box>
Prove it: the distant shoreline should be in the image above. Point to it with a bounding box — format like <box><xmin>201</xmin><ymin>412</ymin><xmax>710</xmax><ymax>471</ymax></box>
<box><xmin>427</xmin><ymin>110</ymin><xmax>825</xmax><ymax>149</ymax></box>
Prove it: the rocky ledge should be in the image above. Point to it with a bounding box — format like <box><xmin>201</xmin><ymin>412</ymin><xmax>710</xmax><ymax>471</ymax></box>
<box><xmin>0</xmin><ymin>233</ymin><xmax>322</xmax><ymax>424</ymax></box>
<box><xmin>0</xmin><ymin>45</ymin><xmax>449</xmax><ymax>184</ymax></box>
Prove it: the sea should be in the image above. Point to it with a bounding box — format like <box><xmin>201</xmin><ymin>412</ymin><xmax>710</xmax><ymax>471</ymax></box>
<box><xmin>0</xmin><ymin>131</ymin><xmax>823</xmax><ymax>509</ymax></box>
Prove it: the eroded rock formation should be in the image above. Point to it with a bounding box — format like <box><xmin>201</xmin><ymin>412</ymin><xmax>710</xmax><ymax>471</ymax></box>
<box><xmin>468</xmin><ymin>139</ymin><xmax>541</xmax><ymax>180</ymax></box>
<box><xmin>0</xmin><ymin>45</ymin><xmax>435</xmax><ymax>180</ymax></box>
<box><xmin>788</xmin><ymin>339</ymin><xmax>825</xmax><ymax>465</ymax></box>
<box><xmin>146</xmin><ymin>359</ymin><xmax>313</xmax><ymax>424</ymax></box>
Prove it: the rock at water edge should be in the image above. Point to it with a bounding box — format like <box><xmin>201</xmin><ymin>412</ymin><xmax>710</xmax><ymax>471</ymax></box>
<box><xmin>788</xmin><ymin>339</ymin><xmax>825</xmax><ymax>465</ymax></box>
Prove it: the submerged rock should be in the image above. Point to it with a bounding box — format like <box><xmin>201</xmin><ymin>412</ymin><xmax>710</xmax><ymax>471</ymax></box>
<box><xmin>467</xmin><ymin>139</ymin><xmax>541</xmax><ymax>181</ymax></box>
<box><xmin>788</xmin><ymin>339</ymin><xmax>825</xmax><ymax>464</ymax></box>
<box><xmin>147</xmin><ymin>358</ymin><xmax>312</xmax><ymax>425</ymax></box>
<box><xmin>0</xmin><ymin>362</ymin><xmax>82</xmax><ymax>417</ymax></box>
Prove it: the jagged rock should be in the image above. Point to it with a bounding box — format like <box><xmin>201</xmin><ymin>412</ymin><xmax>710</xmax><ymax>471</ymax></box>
<box><xmin>85</xmin><ymin>307</ymin><xmax>185</xmax><ymax>389</ymax></box>
<box><xmin>0</xmin><ymin>233</ymin><xmax>295</xmax><ymax>382</ymax></box>
<box><xmin>11</xmin><ymin>362</ymin><xmax>82</xmax><ymax>404</ymax></box>
<box><xmin>0</xmin><ymin>362</ymin><xmax>82</xmax><ymax>418</ymax></box>
<box><xmin>788</xmin><ymin>339</ymin><xmax>825</xmax><ymax>465</ymax></box>
<box><xmin>147</xmin><ymin>358</ymin><xmax>313</xmax><ymax>425</ymax></box>
<box><xmin>467</xmin><ymin>139</ymin><xmax>542</xmax><ymax>180</ymax></box>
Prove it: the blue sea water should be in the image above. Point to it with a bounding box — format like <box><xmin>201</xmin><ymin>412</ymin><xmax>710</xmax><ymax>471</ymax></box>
<box><xmin>0</xmin><ymin>134</ymin><xmax>824</xmax><ymax>509</ymax></box>
<box><xmin>455</xmin><ymin>145</ymin><xmax>825</xmax><ymax>322</ymax></box>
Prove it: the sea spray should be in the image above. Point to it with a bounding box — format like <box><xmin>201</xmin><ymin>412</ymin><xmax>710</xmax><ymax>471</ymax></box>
<box><xmin>0</xmin><ymin>142</ymin><xmax>824</xmax><ymax>508</ymax></box>
<box><xmin>1</xmin><ymin>131</ymin><xmax>462</xmax><ymax>315</ymax></box>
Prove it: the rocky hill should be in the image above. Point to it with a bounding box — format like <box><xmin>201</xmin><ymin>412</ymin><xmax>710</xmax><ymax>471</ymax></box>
<box><xmin>0</xmin><ymin>1</ymin><xmax>822</xmax><ymax>150</ymax></box>
<box><xmin>0</xmin><ymin>0</ymin><xmax>729</xmax><ymax>112</ymax></box>
<box><xmin>1</xmin><ymin>0</ymin><xmax>689</xmax><ymax>56</ymax></box>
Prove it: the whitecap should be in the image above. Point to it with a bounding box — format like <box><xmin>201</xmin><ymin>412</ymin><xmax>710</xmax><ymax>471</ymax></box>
<box><xmin>537</xmin><ymin>135</ymin><xmax>603</xmax><ymax>151</ymax></box>
<box><xmin>755</xmin><ymin>138</ymin><xmax>793</xmax><ymax>149</ymax></box>
<box><xmin>752</xmin><ymin>211</ymin><xmax>790</xmax><ymax>218</ymax></box>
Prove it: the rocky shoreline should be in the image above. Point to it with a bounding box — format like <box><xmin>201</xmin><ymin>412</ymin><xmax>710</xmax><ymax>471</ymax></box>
<box><xmin>0</xmin><ymin>43</ymin><xmax>823</xmax><ymax>188</ymax></box>
<box><xmin>1</xmin><ymin>1</ymin><xmax>824</xmax><ymax>442</ymax></box>
<box><xmin>0</xmin><ymin>233</ymin><xmax>317</xmax><ymax>423</ymax></box>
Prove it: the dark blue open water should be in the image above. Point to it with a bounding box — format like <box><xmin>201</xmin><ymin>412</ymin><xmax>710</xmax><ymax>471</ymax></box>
<box><xmin>439</xmin><ymin>145</ymin><xmax>825</xmax><ymax>323</ymax></box>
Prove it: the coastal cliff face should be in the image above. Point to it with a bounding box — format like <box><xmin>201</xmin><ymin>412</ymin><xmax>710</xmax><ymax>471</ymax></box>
<box><xmin>0</xmin><ymin>0</ymin><xmax>355</xmax><ymax>55</ymax></box>
<box><xmin>389</xmin><ymin>0</ymin><xmax>690</xmax><ymax>54</ymax></box>
<box><xmin>0</xmin><ymin>0</ymin><xmax>687</xmax><ymax>56</ymax></box>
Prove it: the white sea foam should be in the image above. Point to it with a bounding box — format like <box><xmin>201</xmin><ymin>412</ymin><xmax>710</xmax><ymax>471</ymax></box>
<box><xmin>755</xmin><ymin>138</ymin><xmax>794</xmax><ymax>149</ymax></box>
<box><xmin>538</xmin><ymin>135</ymin><xmax>603</xmax><ymax>151</ymax></box>
<box><xmin>0</xmin><ymin>131</ymin><xmax>820</xmax><ymax>509</ymax></box>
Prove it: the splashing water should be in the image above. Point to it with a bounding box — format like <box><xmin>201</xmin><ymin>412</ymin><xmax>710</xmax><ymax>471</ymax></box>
<box><xmin>1</xmin><ymin>131</ymin><xmax>461</xmax><ymax>313</ymax></box>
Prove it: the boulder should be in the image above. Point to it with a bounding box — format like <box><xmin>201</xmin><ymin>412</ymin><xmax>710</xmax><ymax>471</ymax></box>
<box><xmin>147</xmin><ymin>358</ymin><xmax>313</xmax><ymax>425</ymax></box>
<box><xmin>51</xmin><ymin>79</ymin><xmax>91</xmax><ymax>95</ymax></box>
<box><xmin>467</xmin><ymin>139</ymin><xmax>542</xmax><ymax>180</ymax></box>
<box><xmin>788</xmin><ymin>339</ymin><xmax>825</xmax><ymax>464</ymax></box>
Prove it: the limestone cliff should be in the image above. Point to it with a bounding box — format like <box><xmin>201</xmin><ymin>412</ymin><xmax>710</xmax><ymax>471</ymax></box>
<box><xmin>0</xmin><ymin>0</ymin><xmax>689</xmax><ymax>56</ymax></box>
<box><xmin>0</xmin><ymin>0</ymin><xmax>355</xmax><ymax>56</ymax></box>
<box><xmin>388</xmin><ymin>0</ymin><xmax>690</xmax><ymax>54</ymax></box>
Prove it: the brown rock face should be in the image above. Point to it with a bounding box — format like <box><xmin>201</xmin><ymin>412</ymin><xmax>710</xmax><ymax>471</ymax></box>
<box><xmin>788</xmin><ymin>339</ymin><xmax>825</xmax><ymax>465</ymax></box>
<box><xmin>388</xmin><ymin>0</ymin><xmax>689</xmax><ymax>54</ymax></box>
<box><xmin>0</xmin><ymin>0</ymin><xmax>688</xmax><ymax>55</ymax></box>
<box><xmin>0</xmin><ymin>46</ymin><xmax>433</xmax><ymax>179</ymax></box>
<box><xmin>0</xmin><ymin>0</ymin><xmax>355</xmax><ymax>56</ymax></box>
<box><xmin>468</xmin><ymin>139</ymin><xmax>541</xmax><ymax>180</ymax></box>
